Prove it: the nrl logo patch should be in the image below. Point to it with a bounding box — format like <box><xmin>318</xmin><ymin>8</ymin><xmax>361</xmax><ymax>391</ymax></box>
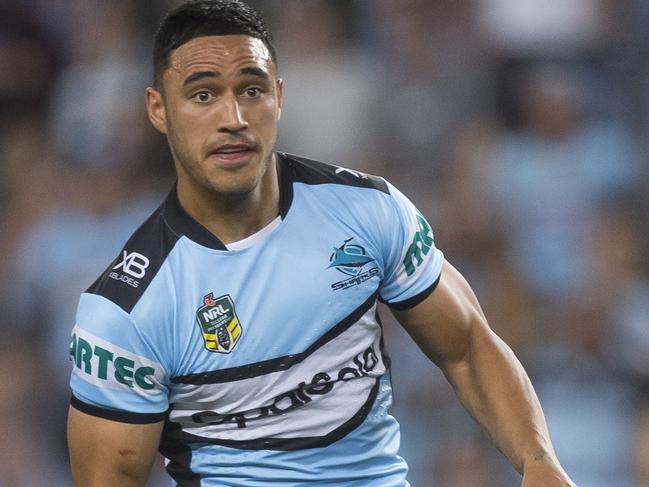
<box><xmin>196</xmin><ymin>293</ymin><xmax>242</xmax><ymax>353</ymax></box>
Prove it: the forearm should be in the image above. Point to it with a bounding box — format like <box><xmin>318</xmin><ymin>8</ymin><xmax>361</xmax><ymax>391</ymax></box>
<box><xmin>395</xmin><ymin>261</ymin><xmax>573</xmax><ymax>484</ymax></box>
<box><xmin>442</xmin><ymin>321</ymin><xmax>557</xmax><ymax>474</ymax></box>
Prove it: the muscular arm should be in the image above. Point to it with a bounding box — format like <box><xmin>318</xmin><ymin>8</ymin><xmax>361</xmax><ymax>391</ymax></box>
<box><xmin>68</xmin><ymin>405</ymin><xmax>163</xmax><ymax>487</ymax></box>
<box><xmin>393</xmin><ymin>260</ymin><xmax>574</xmax><ymax>485</ymax></box>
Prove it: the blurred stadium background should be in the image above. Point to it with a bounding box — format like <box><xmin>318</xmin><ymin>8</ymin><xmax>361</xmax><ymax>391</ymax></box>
<box><xmin>1</xmin><ymin>0</ymin><xmax>648</xmax><ymax>485</ymax></box>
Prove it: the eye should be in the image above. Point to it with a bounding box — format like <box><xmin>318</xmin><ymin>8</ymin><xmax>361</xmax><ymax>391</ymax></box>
<box><xmin>242</xmin><ymin>87</ymin><xmax>262</xmax><ymax>98</ymax></box>
<box><xmin>192</xmin><ymin>91</ymin><xmax>214</xmax><ymax>103</ymax></box>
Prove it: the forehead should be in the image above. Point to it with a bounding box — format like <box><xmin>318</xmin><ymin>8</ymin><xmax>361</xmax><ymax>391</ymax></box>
<box><xmin>166</xmin><ymin>35</ymin><xmax>275</xmax><ymax>80</ymax></box>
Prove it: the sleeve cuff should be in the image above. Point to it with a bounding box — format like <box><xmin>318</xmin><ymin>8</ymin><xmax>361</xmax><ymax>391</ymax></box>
<box><xmin>70</xmin><ymin>394</ymin><xmax>168</xmax><ymax>424</ymax></box>
<box><xmin>382</xmin><ymin>273</ymin><xmax>441</xmax><ymax>311</ymax></box>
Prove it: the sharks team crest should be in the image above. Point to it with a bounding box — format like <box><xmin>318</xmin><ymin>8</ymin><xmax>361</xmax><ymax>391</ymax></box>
<box><xmin>196</xmin><ymin>293</ymin><xmax>242</xmax><ymax>353</ymax></box>
<box><xmin>328</xmin><ymin>238</ymin><xmax>379</xmax><ymax>291</ymax></box>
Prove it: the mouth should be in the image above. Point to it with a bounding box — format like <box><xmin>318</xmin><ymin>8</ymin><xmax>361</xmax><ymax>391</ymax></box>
<box><xmin>207</xmin><ymin>144</ymin><xmax>256</xmax><ymax>167</ymax></box>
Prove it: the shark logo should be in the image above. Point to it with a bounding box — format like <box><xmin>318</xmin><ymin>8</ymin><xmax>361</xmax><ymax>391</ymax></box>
<box><xmin>328</xmin><ymin>238</ymin><xmax>379</xmax><ymax>291</ymax></box>
<box><xmin>329</xmin><ymin>238</ymin><xmax>375</xmax><ymax>276</ymax></box>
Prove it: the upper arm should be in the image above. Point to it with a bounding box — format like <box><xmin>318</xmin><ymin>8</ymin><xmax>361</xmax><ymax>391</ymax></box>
<box><xmin>392</xmin><ymin>259</ymin><xmax>491</xmax><ymax>369</ymax></box>
<box><xmin>372</xmin><ymin>182</ymin><xmax>500</xmax><ymax>378</ymax></box>
<box><xmin>68</xmin><ymin>293</ymin><xmax>171</xmax><ymax>484</ymax></box>
<box><xmin>68</xmin><ymin>405</ymin><xmax>163</xmax><ymax>487</ymax></box>
<box><xmin>69</xmin><ymin>293</ymin><xmax>170</xmax><ymax>420</ymax></box>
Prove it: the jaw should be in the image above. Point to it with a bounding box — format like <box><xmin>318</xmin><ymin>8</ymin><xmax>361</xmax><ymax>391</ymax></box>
<box><xmin>176</xmin><ymin>150</ymin><xmax>276</xmax><ymax>208</ymax></box>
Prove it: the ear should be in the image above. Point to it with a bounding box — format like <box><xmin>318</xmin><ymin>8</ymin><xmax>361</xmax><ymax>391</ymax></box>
<box><xmin>145</xmin><ymin>87</ymin><xmax>168</xmax><ymax>135</ymax></box>
<box><xmin>276</xmin><ymin>78</ymin><xmax>283</xmax><ymax>121</ymax></box>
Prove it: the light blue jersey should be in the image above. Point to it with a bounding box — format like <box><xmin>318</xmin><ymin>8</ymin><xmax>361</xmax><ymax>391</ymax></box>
<box><xmin>69</xmin><ymin>153</ymin><xmax>444</xmax><ymax>486</ymax></box>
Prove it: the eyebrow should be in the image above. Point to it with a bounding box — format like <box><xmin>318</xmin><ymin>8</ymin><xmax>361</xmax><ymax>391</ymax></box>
<box><xmin>183</xmin><ymin>70</ymin><xmax>219</xmax><ymax>87</ymax></box>
<box><xmin>239</xmin><ymin>67</ymin><xmax>271</xmax><ymax>81</ymax></box>
<box><xmin>182</xmin><ymin>67</ymin><xmax>271</xmax><ymax>87</ymax></box>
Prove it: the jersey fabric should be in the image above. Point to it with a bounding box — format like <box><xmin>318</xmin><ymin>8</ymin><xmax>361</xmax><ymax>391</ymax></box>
<box><xmin>69</xmin><ymin>152</ymin><xmax>444</xmax><ymax>486</ymax></box>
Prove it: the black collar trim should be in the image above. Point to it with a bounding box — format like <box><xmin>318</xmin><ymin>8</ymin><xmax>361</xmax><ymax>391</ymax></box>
<box><xmin>276</xmin><ymin>152</ymin><xmax>294</xmax><ymax>219</ymax></box>
<box><xmin>162</xmin><ymin>184</ymin><xmax>228</xmax><ymax>250</ymax></box>
<box><xmin>162</xmin><ymin>153</ymin><xmax>294</xmax><ymax>250</ymax></box>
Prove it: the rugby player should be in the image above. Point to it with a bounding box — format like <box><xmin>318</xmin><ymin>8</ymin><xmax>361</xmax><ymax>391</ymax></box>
<box><xmin>67</xmin><ymin>1</ymin><xmax>576</xmax><ymax>485</ymax></box>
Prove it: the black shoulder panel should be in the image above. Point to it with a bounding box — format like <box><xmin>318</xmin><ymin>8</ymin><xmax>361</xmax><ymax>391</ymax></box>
<box><xmin>86</xmin><ymin>197</ymin><xmax>181</xmax><ymax>314</ymax></box>
<box><xmin>278</xmin><ymin>152</ymin><xmax>389</xmax><ymax>194</ymax></box>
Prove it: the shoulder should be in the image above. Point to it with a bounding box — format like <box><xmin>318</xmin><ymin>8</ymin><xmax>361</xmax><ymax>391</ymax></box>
<box><xmin>85</xmin><ymin>197</ymin><xmax>181</xmax><ymax>315</ymax></box>
<box><xmin>278</xmin><ymin>152</ymin><xmax>416</xmax><ymax>240</ymax></box>
<box><xmin>278</xmin><ymin>152</ymin><xmax>389</xmax><ymax>194</ymax></box>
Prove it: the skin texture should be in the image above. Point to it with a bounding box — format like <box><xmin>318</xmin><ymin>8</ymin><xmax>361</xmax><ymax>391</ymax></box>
<box><xmin>68</xmin><ymin>34</ymin><xmax>575</xmax><ymax>487</ymax></box>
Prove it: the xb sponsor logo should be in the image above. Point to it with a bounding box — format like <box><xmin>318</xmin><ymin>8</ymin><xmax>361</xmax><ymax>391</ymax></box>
<box><xmin>403</xmin><ymin>212</ymin><xmax>433</xmax><ymax>276</ymax></box>
<box><xmin>328</xmin><ymin>238</ymin><xmax>379</xmax><ymax>291</ymax></box>
<box><xmin>196</xmin><ymin>293</ymin><xmax>243</xmax><ymax>353</ymax></box>
<box><xmin>109</xmin><ymin>250</ymin><xmax>149</xmax><ymax>288</ymax></box>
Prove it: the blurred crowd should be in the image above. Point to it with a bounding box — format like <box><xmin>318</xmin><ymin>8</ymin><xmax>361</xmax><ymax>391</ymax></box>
<box><xmin>1</xmin><ymin>0</ymin><xmax>648</xmax><ymax>485</ymax></box>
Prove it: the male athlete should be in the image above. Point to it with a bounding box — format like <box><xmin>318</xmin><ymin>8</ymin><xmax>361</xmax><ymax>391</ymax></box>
<box><xmin>67</xmin><ymin>1</ymin><xmax>576</xmax><ymax>485</ymax></box>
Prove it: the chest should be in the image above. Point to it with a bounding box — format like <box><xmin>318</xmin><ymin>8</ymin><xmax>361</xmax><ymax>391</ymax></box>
<box><xmin>165</xmin><ymin>219</ymin><xmax>384</xmax><ymax>379</ymax></box>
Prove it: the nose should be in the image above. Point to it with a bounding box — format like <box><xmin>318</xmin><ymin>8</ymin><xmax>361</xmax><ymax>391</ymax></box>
<box><xmin>218</xmin><ymin>94</ymin><xmax>247</xmax><ymax>133</ymax></box>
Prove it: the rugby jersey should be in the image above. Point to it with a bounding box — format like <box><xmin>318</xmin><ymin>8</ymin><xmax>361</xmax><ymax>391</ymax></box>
<box><xmin>69</xmin><ymin>152</ymin><xmax>444</xmax><ymax>486</ymax></box>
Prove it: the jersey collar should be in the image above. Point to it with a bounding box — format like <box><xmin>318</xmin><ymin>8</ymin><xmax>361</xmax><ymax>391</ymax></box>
<box><xmin>162</xmin><ymin>153</ymin><xmax>294</xmax><ymax>250</ymax></box>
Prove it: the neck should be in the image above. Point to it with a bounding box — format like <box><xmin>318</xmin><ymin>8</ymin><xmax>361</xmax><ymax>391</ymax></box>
<box><xmin>177</xmin><ymin>154</ymin><xmax>280</xmax><ymax>245</ymax></box>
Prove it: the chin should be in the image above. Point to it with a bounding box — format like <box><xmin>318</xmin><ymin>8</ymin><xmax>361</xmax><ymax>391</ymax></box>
<box><xmin>206</xmin><ymin>177</ymin><xmax>260</xmax><ymax>199</ymax></box>
<box><xmin>208</xmin><ymin>161</ymin><xmax>270</xmax><ymax>198</ymax></box>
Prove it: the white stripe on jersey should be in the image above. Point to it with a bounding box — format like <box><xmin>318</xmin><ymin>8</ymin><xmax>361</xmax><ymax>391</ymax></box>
<box><xmin>168</xmin><ymin>302</ymin><xmax>385</xmax><ymax>441</ymax></box>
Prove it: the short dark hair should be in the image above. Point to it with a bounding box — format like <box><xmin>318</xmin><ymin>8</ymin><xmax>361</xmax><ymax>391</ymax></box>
<box><xmin>153</xmin><ymin>0</ymin><xmax>276</xmax><ymax>87</ymax></box>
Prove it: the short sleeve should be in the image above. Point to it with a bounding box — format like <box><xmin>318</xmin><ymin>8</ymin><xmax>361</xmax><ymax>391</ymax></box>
<box><xmin>69</xmin><ymin>293</ymin><xmax>170</xmax><ymax>423</ymax></box>
<box><xmin>378</xmin><ymin>182</ymin><xmax>444</xmax><ymax>309</ymax></box>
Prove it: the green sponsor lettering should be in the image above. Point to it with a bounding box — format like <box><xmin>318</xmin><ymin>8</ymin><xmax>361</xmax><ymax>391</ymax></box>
<box><xmin>93</xmin><ymin>346</ymin><xmax>114</xmax><ymax>380</ymax></box>
<box><xmin>403</xmin><ymin>213</ymin><xmax>433</xmax><ymax>276</ymax></box>
<box><xmin>114</xmin><ymin>357</ymin><xmax>135</xmax><ymax>387</ymax></box>
<box><xmin>76</xmin><ymin>337</ymin><xmax>93</xmax><ymax>374</ymax></box>
<box><xmin>72</xmin><ymin>334</ymin><xmax>158</xmax><ymax>390</ymax></box>
<box><xmin>135</xmin><ymin>366</ymin><xmax>156</xmax><ymax>390</ymax></box>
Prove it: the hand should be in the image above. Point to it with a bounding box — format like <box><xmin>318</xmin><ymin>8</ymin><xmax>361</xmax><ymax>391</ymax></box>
<box><xmin>522</xmin><ymin>458</ymin><xmax>577</xmax><ymax>487</ymax></box>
